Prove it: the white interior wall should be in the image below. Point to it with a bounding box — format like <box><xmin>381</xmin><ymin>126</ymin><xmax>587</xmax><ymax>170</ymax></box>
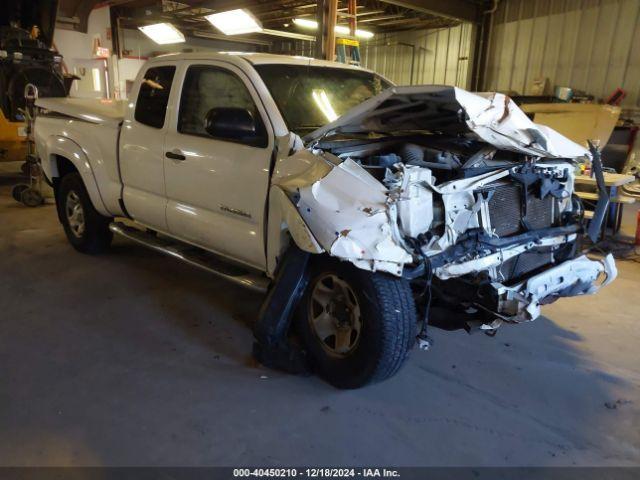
<box><xmin>53</xmin><ymin>6</ymin><xmax>114</xmax><ymax>98</ymax></box>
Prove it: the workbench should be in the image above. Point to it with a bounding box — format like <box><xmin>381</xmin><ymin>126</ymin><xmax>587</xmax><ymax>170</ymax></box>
<box><xmin>574</xmin><ymin>173</ymin><xmax>635</xmax><ymax>235</ymax></box>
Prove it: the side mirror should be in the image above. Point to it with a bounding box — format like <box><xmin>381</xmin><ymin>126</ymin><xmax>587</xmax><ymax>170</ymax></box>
<box><xmin>204</xmin><ymin>107</ymin><xmax>257</xmax><ymax>140</ymax></box>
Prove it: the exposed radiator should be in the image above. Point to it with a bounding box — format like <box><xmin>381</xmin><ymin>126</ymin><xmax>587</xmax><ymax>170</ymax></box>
<box><xmin>488</xmin><ymin>183</ymin><xmax>555</xmax><ymax>237</ymax></box>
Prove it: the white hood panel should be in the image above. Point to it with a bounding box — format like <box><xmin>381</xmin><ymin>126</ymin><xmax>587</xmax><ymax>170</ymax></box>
<box><xmin>304</xmin><ymin>85</ymin><xmax>588</xmax><ymax>160</ymax></box>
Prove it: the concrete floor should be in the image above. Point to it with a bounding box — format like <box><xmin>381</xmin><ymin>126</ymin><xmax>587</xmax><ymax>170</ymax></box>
<box><xmin>1</xmin><ymin>168</ymin><xmax>639</xmax><ymax>467</ymax></box>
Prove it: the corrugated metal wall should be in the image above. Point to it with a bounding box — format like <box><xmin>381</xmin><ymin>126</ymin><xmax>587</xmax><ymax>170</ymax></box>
<box><xmin>270</xmin><ymin>23</ymin><xmax>475</xmax><ymax>88</ymax></box>
<box><xmin>484</xmin><ymin>0</ymin><xmax>640</xmax><ymax>108</ymax></box>
<box><xmin>361</xmin><ymin>23</ymin><xmax>475</xmax><ymax>87</ymax></box>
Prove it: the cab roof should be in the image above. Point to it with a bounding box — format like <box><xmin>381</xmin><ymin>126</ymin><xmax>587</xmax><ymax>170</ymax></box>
<box><xmin>146</xmin><ymin>51</ymin><xmax>372</xmax><ymax>72</ymax></box>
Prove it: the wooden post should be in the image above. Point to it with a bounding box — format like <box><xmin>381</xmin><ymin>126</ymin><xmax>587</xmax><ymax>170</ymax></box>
<box><xmin>314</xmin><ymin>0</ymin><xmax>325</xmax><ymax>59</ymax></box>
<box><xmin>324</xmin><ymin>0</ymin><xmax>338</xmax><ymax>61</ymax></box>
<box><xmin>348</xmin><ymin>0</ymin><xmax>357</xmax><ymax>35</ymax></box>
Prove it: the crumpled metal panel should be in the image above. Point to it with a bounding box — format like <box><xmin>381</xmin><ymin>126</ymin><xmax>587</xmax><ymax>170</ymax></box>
<box><xmin>304</xmin><ymin>85</ymin><xmax>589</xmax><ymax>160</ymax></box>
<box><xmin>295</xmin><ymin>158</ymin><xmax>412</xmax><ymax>276</ymax></box>
<box><xmin>454</xmin><ymin>89</ymin><xmax>589</xmax><ymax>158</ymax></box>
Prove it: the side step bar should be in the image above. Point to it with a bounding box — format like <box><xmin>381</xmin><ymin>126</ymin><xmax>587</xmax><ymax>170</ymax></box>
<box><xmin>109</xmin><ymin>222</ymin><xmax>270</xmax><ymax>293</ymax></box>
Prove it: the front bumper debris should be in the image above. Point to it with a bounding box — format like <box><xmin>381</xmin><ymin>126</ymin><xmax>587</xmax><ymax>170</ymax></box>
<box><xmin>493</xmin><ymin>254</ymin><xmax>617</xmax><ymax>322</ymax></box>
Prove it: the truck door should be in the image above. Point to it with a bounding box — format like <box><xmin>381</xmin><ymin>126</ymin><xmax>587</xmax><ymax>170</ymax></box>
<box><xmin>119</xmin><ymin>62</ymin><xmax>177</xmax><ymax>231</ymax></box>
<box><xmin>163</xmin><ymin>61</ymin><xmax>274</xmax><ymax>270</ymax></box>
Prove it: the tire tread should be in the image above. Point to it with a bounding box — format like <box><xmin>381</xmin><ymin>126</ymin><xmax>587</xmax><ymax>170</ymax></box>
<box><xmin>369</xmin><ymin>273</ymin><xmax>417</xmax><ymax>382</ymax></box>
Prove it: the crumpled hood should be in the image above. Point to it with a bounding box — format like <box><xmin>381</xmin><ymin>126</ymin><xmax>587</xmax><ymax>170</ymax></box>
<box><xmin>303</xmin><ymin>85</ymin><xmax>589</xmax><ymax>159</ymax></box>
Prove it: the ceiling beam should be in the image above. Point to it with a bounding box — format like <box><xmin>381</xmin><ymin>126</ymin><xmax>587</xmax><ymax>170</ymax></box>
<box><xmin>261</xmin><ymin>29</ymin><xmax>316</xmax><ymax>41</ymax></box>
<box><xmin>378</xmin><ymin>0</ymin><xmax>480</xmax><ymax>23</ymax></box>
<box><xmin>358</xmin><ymin>14</ymin><xmax>405</xmax><ymax>23</ymax></box>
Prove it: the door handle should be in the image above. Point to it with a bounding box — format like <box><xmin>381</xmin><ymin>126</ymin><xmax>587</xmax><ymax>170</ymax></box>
<box><xmin>165</xmin><ymin>149</ymin><xmax>186</xmax><ymax>161</ymax></box>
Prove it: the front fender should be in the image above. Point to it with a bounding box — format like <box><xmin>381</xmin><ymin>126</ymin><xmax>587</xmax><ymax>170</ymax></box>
<box><xmin>271</xmin><ymin>148</ymin><xmax>414</xmax><ymax>277</ymax></box>
<box><xmin>266</xmin><ymin>185</ymin><xmax>323</xmax><ymax>277</ymax></box>
<box><xmin>43</xmin><ymin>136</ymin><xmax>110</xmax><ymax>216</ymax></box>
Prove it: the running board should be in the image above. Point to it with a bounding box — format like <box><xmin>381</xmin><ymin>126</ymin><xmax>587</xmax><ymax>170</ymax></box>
<box><xmin>109</xmin><ymin>222</ymin><xmax>269</xmax><ymax>293</ymax></box>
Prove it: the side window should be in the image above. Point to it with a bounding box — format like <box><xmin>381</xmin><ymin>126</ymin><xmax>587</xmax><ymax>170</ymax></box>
<box><xmin>178</xmin><ymin>65</ymin><xmax>267</xmax><ymax>147</ymax></box>
<box><xmin>134</xmin><ymin>66</ymin><xmax>176</xmax><ymax>128</ymax></box>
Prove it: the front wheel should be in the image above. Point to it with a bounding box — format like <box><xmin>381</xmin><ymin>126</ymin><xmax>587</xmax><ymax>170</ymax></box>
<box><xmin>58</xmin><ymin>173</ymin><xmax>112</xmax><ymax>254</ymax></box>
<box><xmin>295</xmin><ymin>258</ymin><xmax>417</xmax><ymax>389</ymax></box>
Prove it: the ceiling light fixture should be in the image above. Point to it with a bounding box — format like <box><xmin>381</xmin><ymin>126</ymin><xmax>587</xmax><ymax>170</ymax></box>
<box><xmin>292</xmin><ymin>18</ymin><xmax>374</xmax><ymax>39</ymax></box>
<box><xmin>138</xmin><ymin>23</ymin><xmax>185</xmax><ymax>44</ymax></box>
<box><xmin>205</xmin><ymin>9</ymin><xmax>263</xmax><ymax>35</ymax></box>
<box><xmin>292</xmin><ymin>18</ymin><xmax>318</xmax><ymax>29</ymax></box>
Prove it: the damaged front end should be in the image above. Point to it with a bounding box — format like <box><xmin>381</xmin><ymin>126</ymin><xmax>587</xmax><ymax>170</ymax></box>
<box><xmin>271</xmin><ymin>85</ymin><xmax>617</xmax><ymax>332</ymax></box>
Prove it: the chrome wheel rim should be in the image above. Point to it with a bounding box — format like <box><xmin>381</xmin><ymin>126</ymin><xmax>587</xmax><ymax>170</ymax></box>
<box><xmin>65</xmin><ymin>190</ymin><xmax>85</xmax><ymax>238</ymax></box>
<box><xmin>308</xmin><ymin>273</ymin><xmax>362</xmax><ymax>357</ymax></box>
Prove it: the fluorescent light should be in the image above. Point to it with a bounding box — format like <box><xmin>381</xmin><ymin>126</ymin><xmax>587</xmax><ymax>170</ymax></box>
<box><xmin>139</xmin><ymin>23</ymin><xmax>185</xmax><ymax>44</ymax></box>
<box><xmin>292</xmin><ymin>18</ymin><xmax>318</xmax><ymax>29</ymax></box>
<box><xmin>205</xmin><ymin>9</ymin><xmax>263</xmax><ymax>35</ymax></box>
<box><xmin>354</xmin><ymin>29</ymin><xmax>374</xmax><ymax>39</ymax></box>
<box><xmin>292</xmin><ymin>18</ymin><xmax>374</xmax><ymax>39</ymax></box>
<box><xmin>334</xmin><ymin>25</ymin><xmax>350</xmax><ymax>35</ymax></box>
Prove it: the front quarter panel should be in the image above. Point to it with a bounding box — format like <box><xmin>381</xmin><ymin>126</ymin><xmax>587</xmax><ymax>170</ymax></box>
<box><xmin>271</xmin><ymin>147</ymin><xmax>413</xmax><ymax>277</ymax></box>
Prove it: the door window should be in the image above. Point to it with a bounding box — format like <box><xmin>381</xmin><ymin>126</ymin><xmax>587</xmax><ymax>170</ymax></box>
<box><xmin>134</xmin><ymin>66</ymin><xmax>176</xmax><ymax>128</ymax></box>
<box><xmin>178</xmin><ymin>65</ymin><xmax>267</xmax><ymax>147</ymax></box>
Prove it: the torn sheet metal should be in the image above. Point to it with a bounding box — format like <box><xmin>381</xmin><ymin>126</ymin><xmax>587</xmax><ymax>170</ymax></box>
<box><xmin>454</xmin><ymin>89</ymin><xmax>589</xmax><ymax>159</ymax></box>
<box><xmin>303</xmin><ymin>85</ymin><xmax>589</xmax><ymax>160</ymax></box>
<box><xmin>435</xmin><ymin>234</ymin><xmax>578</xmax><ymax>280</ymax></box>
<box><xmin>496</xmin><ymin>254</ymin><xmax>617</xmax><ymax>322</ymax></box>
<box><xmin>296</xmin><ymin>158</ymin><xmax>412</xmax><ymax>276</ymax></box>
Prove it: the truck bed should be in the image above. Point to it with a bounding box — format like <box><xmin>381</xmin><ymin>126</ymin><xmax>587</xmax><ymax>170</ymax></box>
<box><xmin>34</xmin><ymin>98</ymin><xmax>125</xmax><ymax>217</ymax></box>
<box><xmin>35</xmin><ymin>98</ymin><xmax>126</xmax><ymax>126</ymax></box>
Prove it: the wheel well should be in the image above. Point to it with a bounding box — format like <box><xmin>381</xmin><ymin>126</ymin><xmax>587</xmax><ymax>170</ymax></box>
<box><xmin>52</xmin><ymin>155</ymin><xmax>79</xmax><ymax>221</ymax></box>
<box><xmin>55</xmin><ymin>155</ymin><xmax>78</xmax><ymax>179</ymax></box>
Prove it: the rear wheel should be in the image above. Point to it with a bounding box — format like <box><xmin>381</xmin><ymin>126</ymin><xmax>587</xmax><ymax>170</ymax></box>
<box><xmin>296</xmin><ymin>258</ymin><xmax>417</xmax><ymax>389</ymax></box>
<box><xmin>58</xmin><ymin>173</ymin><xmax>112</xmax><ymax>254</ymax></box>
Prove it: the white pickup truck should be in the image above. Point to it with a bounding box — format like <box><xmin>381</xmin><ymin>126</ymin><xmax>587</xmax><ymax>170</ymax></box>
<box><xmin>34</xmin><ymin>52</ymin><xmax>616</xmax><ymax>388</ymax></box>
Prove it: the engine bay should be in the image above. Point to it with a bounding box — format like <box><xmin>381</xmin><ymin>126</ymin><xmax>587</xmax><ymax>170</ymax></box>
<box><xmin>315</xmin><ymin>134</ymin><xmax>581</xmax><ymax>277</ymax></box>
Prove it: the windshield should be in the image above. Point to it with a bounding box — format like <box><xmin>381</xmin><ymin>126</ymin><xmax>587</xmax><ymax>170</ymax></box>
<box><xmin>254</xmin><ymin>64</ymin><xmax>392</xmax><ymax>136</ymax></box>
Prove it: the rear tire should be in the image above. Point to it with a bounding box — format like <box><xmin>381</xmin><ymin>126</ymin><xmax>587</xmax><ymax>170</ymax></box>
<box><xmin>295</xmin><ymin>257</ymin><xmax>417</xmax><ymax>389</ymax></box>
<box><xmin>58</xmin><ymin>173</ymin><xmax>112</xmax><ymax>254</ymax></box>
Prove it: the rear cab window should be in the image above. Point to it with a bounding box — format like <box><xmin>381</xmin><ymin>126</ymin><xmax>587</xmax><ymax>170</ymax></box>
<box><xmin>135</xmin><ymin>66</ymin><xmax>176</xmax><ymax>128</ymax></box>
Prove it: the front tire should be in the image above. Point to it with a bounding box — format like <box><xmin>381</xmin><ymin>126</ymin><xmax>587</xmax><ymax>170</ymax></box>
<box><xmin>58</xmin><ymin>173</ymin><xmax>112</xmax><ymax>254</ymax></box>
<box><xmin>296</xmin><ymin>258</ymin><xmax>417</xmax><ymax>389</ymax></box>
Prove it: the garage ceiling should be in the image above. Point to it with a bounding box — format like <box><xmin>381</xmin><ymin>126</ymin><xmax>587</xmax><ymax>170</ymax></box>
<box><xmin>106</xmin><ymin>0</ymin><xmax>486</xmax><ymax>38</ymax></box>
